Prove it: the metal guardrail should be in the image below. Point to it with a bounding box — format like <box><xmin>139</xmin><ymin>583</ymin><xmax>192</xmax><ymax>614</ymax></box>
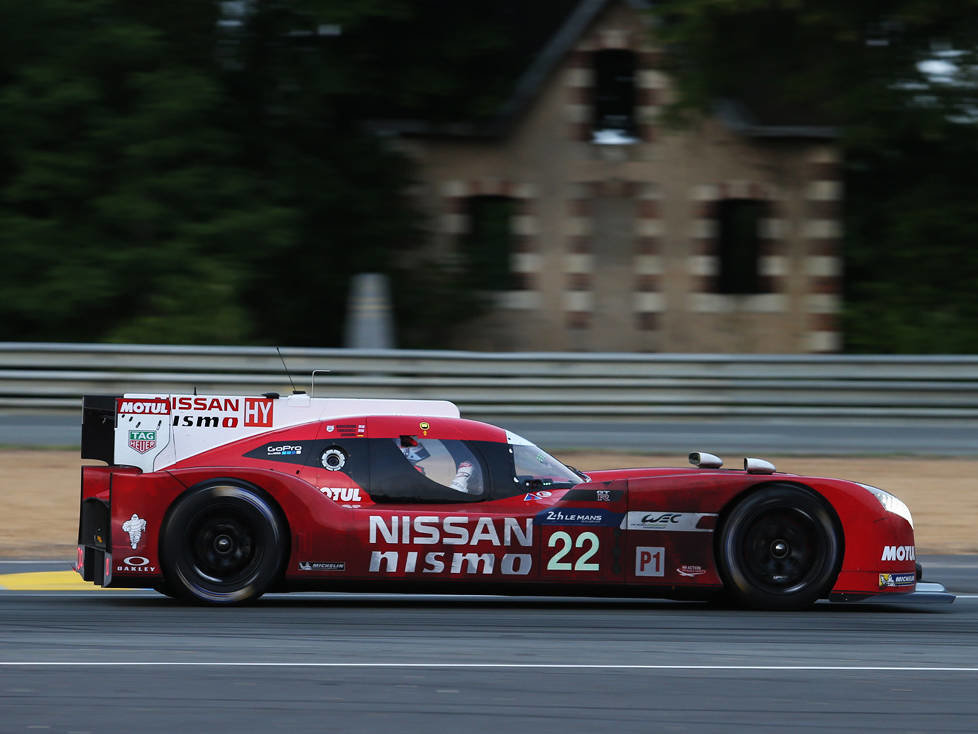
<box><xmin>1</xmin><ymin>342</ymin><xmax>978</xmax><ymax>419</ymax></box>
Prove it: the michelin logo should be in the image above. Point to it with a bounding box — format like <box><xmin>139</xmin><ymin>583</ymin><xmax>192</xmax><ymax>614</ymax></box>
<box><xmin>122</xmin><ymin>514</ymin><xmax>147</xmax><ymax>550</ymax></box>
<box><xmin>879</xmin><ymin>572</ymin><xmax>915</xmax><ymax>588</ymax></box>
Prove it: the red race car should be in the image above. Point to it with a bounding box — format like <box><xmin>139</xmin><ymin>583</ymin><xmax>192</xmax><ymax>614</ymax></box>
<box><xmin>75</xmin><ymin>392</ymin><xmax>950</xmax><ymax>609</ymax></box>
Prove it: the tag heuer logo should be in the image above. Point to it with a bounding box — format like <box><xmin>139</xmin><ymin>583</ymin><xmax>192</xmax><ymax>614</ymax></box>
<box><xmin>128</xmin><ymin>430</ymin><xmax>157</xmax><ymax>454</ymax></box>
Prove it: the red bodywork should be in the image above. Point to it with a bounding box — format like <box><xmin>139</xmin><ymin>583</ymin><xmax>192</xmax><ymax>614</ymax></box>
<box><xmin>77</xmin><ymin>414</ymin><xmax>916</xmax><ymax>600</ymax></box>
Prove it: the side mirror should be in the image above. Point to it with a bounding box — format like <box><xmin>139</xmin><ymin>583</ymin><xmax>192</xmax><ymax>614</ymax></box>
<box><xmin>689</xmin><ymin>452</ymin><xmax>723</xmax><ymax>469</ymax></box>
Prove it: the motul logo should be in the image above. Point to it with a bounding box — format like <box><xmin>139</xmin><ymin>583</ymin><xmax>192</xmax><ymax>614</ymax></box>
<box><xmin>117</xmin><ymin>398</ymin><xmax>170</xmax><ymax>415</ymax></box>
<box><xmin>881</xmin><ymin>545</ymin><xmax>915</xmax><ymax>561</ymax></box>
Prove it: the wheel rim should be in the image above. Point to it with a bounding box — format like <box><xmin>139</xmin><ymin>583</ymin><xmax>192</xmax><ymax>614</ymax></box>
<box><xmin>739</xmin><ymin>507</ymin><xmax>824</xmax><ymax>595</ymax></box>
<box><xmin>187</xmin><ymin>507</ymin><xmax>262</xmax><ymax>587</ymax></box>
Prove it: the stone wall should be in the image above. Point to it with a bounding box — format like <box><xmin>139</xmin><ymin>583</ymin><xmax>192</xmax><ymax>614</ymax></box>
<box><xmin>401</xmin><ymin>1</ymin><xmax>842</xmax><ymax>352</ymax></box>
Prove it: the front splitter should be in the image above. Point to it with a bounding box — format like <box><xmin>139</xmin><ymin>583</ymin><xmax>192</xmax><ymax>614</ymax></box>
<box><xmin>831</xmin><ymin>581</ymin><xmax>956</xmax><ymax>605</ymax></box>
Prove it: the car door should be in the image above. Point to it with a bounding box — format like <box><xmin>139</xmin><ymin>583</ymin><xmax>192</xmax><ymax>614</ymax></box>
<box><xmin>346</xmin><ymin>422</ymin><xmax>539</xmax><ymax>582</ymax></box>
<box><xmin>534</xmin><ymin>483</ymin><xmax>627</xmax><ymax>586</ymax></box>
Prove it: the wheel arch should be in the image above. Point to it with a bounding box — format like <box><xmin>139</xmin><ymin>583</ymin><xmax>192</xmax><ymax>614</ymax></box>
<box><xmin>716</xmin><ymin>479</ymin><xmax>845</xmax><ymax>535</ymax></box>
<box><xmin>713</xmin><ymin>480</ymin><xmax>846</xmax><ymax>603</ymax></box>
<box><xmin>158</xmin><ymin>476</ymin><xmax>293</xmax><ymax>596</ymax></box>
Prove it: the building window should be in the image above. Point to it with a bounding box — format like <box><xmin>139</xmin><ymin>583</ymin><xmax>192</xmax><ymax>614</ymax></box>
<box><xmin>462</xmin><ymin>195</ymin><xmax>515</xmax><ymax>290</ymax></box>
<box><xmin>715</xmin><ymin>199</ymin><xmax>766</xmax><ymax>294</ymax></box>
<box><xmin>593</xmin><ymin>50</ymin><xmax>636</xmax><ymax>144</ymax></box>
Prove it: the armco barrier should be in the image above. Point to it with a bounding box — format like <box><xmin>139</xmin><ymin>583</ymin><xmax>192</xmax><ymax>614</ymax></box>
<box><xmin>1</xmin><ymin>342</ymin><xmax>977</xmax><ymax>419</ymax></box>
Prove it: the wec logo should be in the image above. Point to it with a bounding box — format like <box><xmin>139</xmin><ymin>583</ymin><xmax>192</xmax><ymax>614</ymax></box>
<box><xmin>641</xmin><ymin>513</ymin><xmax>681</xmax><ymax>525</ymax></box>
<box><xmin>881</xmin><ymin>545</ymin><xmax>915</xmax><ymax>561</ymax></box>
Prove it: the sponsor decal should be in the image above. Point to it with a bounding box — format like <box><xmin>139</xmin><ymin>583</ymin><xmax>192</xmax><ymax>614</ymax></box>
<box><xmin>298</xmin><ymin>561</ymin><xmax>345</xmax><ymax>572</ymax></box>
<box><xmin>121</xmin><ymin>513</ymin><xmax>147</xmax><ymax>550</ymax></box>
<box><xmin>320</xmin><ymin>487</ymin><xmax>363</xmax><ymax>502</ymax></box>
<box><xmin>267</xmin><ymin>444</ymin><xmax>302</xmax><ymax>456</ymax></box>
<box><xmin>635</xmin><ymin>546</ymin><xmax>665</xmax><ymax>577</ymax></box>
<box><xmin>623</xmin><ymin>511</ymin><xmax>717</xmax><ymax>532</ymax></box>
<box><xmin>369</xmin><ymin>515</ymin><xmax>532</xmax><ymax>547</ymax></box>
<box><xmin>171</xmin><ymin>415</ymin><xmax>241</xmax><ymax>428</ymax></box>
<box><xmin>369</xmin><ymin>550</ymin><xmax>532</xmax><ymax>576</ymax></box>
<box><xmin>879</xmin><ymin>572</ymin><xmax>916</xmax><ymax>589</ymax></box>
<box><xmin>677</xmin><ymin>564</ymin><xmax>707</xmax><ymax>578</ymax></box>
<box><xmin>536</xmin><ymin>508</ymin><xmax>623</xmax><ymax>527</ymax></box>
<box><xmin>243</xmin><ymin>397</ymin><xmax>273</xmax><ymax>427</ymax></box>
<box><xmin>321</xmin><ymin>447</ymin><xmax>347</xmax><ymax>471</ymax></box>
<box><xmin>116</xmin><ymin>555</ymin><xmax>157</xmax><ymax>573</ymax></box>
<box><xmin>172</xmin><ymin>396</ymin><xmax>241</xmax><ymax>412</ymax></box>
<box><xmin>335</xmin><ymin>424</ymin><xmax>359</xmax><ymax>438</ymax></box>
<box><xmin>562</xmin><ymin>488</ymin><xmax>624</xmax><ymax>502</ymax></box>
<box><xmin>640</xmin><ymin>513</ymin><xmax>681</xmax><ymax>527</ymax></box>
<box><xmin>117</xmin><ymin>398</ymin><xmax>170</xmax><ymax>415</ymax></box>
<box><xmin>171</xmin><ymin>396</ymin><xmax>242</xmax><ymax>427</ymax></box>
<box><xmin>168</xmin><ymin>396</ymin><xmax>273</xmax><ymax>429</ymax></box>
<box><xmin>545</xmin><ymin>530</ymin><xmax>600</xmax><ymax>572</ymax></box>
<box><xmin>326</xmin><ymin>425</ymin><xmax>335</xmax><ymax>433</ymax></box>
<box><xmin>128</xmin><ymin>430</ymin><xmax>157</xmax><ymax>454</ymax></box>
<box><xmin>367</xmin><ymin>515</ymin><xmax>533</xmax><ymax>576</ymax></box>
<box><xmin>419</xmin><ymin>421</ymin><xmax>430</xmax><ymax>436</ymax></box>
<box><xmin>523</xmin><ymin>490</ymin><xmax>552</xmax><ymax>501</ymax></box>
<box><xmin>881</xmin><ymin>545</ymin><xmax>915</xmax><ymax>561</ymax></box>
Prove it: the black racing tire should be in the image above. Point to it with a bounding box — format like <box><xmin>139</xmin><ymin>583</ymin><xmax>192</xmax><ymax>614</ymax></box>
<box><xmin>717</xmin><ymin>484</ymin><xmax>842</xmax><ymax>611</ymax></box>
<box><xmin>160</xmin><ymin>482</ymin><xmax>286</xmax><ymax>604</ymax></box>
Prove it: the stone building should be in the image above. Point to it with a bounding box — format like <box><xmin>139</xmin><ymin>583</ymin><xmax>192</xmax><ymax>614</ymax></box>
<box><xmin>377</xmin><ymin>0</ymin><xmax>843</xmax><ymax>352</ymax></box>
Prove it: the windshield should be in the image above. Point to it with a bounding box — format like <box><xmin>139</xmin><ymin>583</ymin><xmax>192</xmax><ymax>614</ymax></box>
<box><xmin>512</xmin><ymin>444</ymin><xmax>584</xmax><ymax>489</ymax></box>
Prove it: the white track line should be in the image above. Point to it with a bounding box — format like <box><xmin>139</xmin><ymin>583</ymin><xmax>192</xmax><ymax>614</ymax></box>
<box><xmin>0</xmin><ymin>663</ymin><xmax>975</xmax><ymax>672</ymax></box>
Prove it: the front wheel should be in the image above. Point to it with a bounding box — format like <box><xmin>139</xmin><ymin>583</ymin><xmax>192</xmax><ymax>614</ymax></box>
<box><xmin>717</xmin><ymin>484</ymin><xmax>842</xmax><ymax>610</ymax></box>
<box><xmin>161</xmin><ymin>483</ymin><xmax>286</xmax><ymax>604</ymax></box>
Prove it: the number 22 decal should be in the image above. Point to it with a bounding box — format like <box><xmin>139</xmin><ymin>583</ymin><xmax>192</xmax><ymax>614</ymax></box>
<box><xmin>547</xmin><ymin>531</ymin><xmax>600</xmax><ymax>571</ymax></box>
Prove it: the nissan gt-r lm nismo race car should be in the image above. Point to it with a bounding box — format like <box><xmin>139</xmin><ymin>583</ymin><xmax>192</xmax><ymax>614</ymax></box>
<box><xmin>75</xmin><ymin>392</ymin><xmax>943</xmax><ymax>609</ymax></box>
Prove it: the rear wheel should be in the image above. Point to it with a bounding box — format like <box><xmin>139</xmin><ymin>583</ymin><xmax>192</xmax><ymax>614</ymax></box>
<box><xmin>717</xmin><ymin>484</ymin><xmax>841</xmax><ymax>610</ymax></box>
<box><xmin>161</xmin><ymin>483</ymin><xmax>286</xmax><ymax>604</ymax></box>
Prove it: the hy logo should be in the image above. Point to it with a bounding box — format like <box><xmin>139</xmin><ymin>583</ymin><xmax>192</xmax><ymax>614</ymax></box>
<box><xmin>128</xmin><ymin>430</ymin><xmax>157</xmax><ymax>454</ymax></box>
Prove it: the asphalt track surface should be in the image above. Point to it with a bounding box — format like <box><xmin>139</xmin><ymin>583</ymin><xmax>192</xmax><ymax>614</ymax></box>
<box><xmin>0</xmin><ymin>558</ymin><xmax>976</xmax><ymax>733</ymax></box>
<box><xmin>4</xmin><ymin>411</ymin><xmax>978</xmax><ymax>454</ymax></box>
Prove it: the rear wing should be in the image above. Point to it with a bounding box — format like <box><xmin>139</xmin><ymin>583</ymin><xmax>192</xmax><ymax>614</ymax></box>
<box><xmin>82</xmin><ymin>395</ymin><xmax>116</xmax><ymax>464</ymax></box>
<box><xmin>81</xmin><ymin>392</ymin><xmax>461</xmax><ymax>472</ymax></box>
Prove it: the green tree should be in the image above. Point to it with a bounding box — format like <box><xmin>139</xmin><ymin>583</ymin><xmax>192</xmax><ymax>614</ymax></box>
<box><xmin>0</xmin><ymin>0</ymin><xmax>505</xmax><ymax>347</ymax></box>
<box><xmin>0</xmin><ymin>0</ymin><xmax>293</xmax><ymax>343</ymax></box>
<box><xmin>651</xmin><ymin>0</ymin><xmax>978</xmax><ymax>352</ymax></box>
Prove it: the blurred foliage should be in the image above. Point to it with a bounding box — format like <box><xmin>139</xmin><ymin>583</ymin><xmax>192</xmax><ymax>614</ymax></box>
<box><xmin>0</xmin><ymin>0</ymin><xmax>503</xmax><ymax>347</ymax></box>
<box><xmin>652</xmin><ymin>0</ymin><xmax>978</xmax><ymax>352</ymax></box>
<box><xmin>7</xmin><ymin>1</ymin><xmax>978</xmax><ymax>353</ymax></box>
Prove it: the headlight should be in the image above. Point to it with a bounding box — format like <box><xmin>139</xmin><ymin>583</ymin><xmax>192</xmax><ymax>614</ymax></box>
<box><xmin>858</xmin><ymin>483</ymin><xmax>914</xmax><ymax>529</ymax></box>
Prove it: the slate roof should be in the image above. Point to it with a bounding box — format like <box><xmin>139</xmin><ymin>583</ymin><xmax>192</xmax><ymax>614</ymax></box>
<box><xmin>369</xmin><ymin>0</ymin><xmax>836</xmax><ymax>140</ymax></box>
